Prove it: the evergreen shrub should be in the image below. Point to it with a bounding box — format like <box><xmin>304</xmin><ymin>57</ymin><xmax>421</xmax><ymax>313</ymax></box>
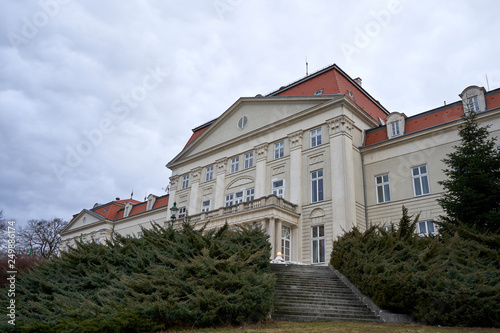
<box><xmin>330</xmin><ymin>208</ymin><xmax>500</xmax><ymax>327</ymax></box>
<box><xmin>1</xmin><ymin>223</ymin><xmax>274</xmax><ymax>332</ymax></box>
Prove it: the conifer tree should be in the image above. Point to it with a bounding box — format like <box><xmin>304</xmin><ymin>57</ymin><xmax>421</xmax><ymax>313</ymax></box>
<box><xmin>437</xmin><ymin>110</ymin><xmax>500</xmax><ymax>234</ymax></box>
<box><xmin>396</xmin><ymin>205</ymin><xmax>420</xmax><ymax>240</ymax></box>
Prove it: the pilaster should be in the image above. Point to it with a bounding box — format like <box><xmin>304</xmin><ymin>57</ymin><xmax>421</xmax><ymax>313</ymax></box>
<box><xmin>255</xmin><ymin>143</ymin><xmax>268</xmax><ymax>198</ymax></box>
<box><xmin>168</xmin><ymin>175</ymin><xmax>178</xmax><ymax>217</ymax></box>
<box><xmin>326</xmin><ymin>115</ymin><xmax>356</xmax><ymax>238</ymax></box>
<box><xmin>188</xmin><ymin>167</ymin><xmax>201</xmax><ymax>214</ymax></box>
<box><xmin>288</xmin><ymin>130</ymin><xmax>303</xmax><ymax>262</ymax></box>
<box><xmin>213</xmin><ymin>158</ymin><xmax>227</xmax><ymax>209</ymax></box>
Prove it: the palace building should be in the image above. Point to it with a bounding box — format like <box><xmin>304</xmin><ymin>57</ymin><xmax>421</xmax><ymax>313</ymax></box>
<box><xmin>61</xmin><ymin>64</ymin><xmax>500</xmax><ymax>264</ymax></box>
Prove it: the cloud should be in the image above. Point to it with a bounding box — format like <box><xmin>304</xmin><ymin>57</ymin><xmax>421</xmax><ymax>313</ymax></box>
<box><xmin>0</xmin><ymin>0</ymin><xmax>499</xmax><ymax>225</ymax></box>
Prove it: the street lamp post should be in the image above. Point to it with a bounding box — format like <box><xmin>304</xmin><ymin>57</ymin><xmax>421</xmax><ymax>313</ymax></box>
<box><xmin>170</xmin><ymin>202</ymin><xmax>178</xmax><ymax>228</ymax></box>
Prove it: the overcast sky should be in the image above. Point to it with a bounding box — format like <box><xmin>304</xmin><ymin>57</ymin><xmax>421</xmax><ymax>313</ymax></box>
<box><xmin>1</xmin><ymin>0</ymin><xmax>499</xmax><ymax>225</ymax></box>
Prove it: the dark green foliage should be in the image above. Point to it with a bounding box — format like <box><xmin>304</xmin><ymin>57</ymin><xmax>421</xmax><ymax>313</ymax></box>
<box><xmin>331</xmin><ymin>211</ymin><xmax>500</xmax><ymax>327</ymax></box>
<box><xmin>437</xmin><ymin>110</ymin><xmax>500</xmax><ymax>234</ymax></box>
<box><xmin>0</xmin><ymin>223</ymin><xmax>274</xmax><ymax>332</ymax></box>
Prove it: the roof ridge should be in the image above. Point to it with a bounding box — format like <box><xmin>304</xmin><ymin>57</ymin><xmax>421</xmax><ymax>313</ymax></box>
<box><xmin>265</xmin><ymin>63</ymin><xmax>339</xmax><ymax>96</ymax></box>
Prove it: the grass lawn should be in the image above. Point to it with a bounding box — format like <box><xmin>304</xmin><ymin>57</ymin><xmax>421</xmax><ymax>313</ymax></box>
<box><xmin>161</xmin><ymin>320</ymin><xmax>500</xmax><ymax>333</ymax></box>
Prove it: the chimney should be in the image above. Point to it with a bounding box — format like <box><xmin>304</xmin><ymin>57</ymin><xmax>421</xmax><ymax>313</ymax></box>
<box><xmin>116</xmin><ymin>197</ymin><xmax>120</xmax><ymax>200</ymax></box>
<box><xmin>354</xmin><ymin>77</ymin><xmax>362</xmax><ymax>86</ymax></box>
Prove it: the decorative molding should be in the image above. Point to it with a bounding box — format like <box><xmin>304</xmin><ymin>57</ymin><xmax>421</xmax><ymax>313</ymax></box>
<box><xmin>169</xmin><ymin>175</ymin><xmax>178</xmax><ymax>187</ymax></box>
<box><xmin>310</xmin><ymin>208</ymin><xmax>325</xmax><ymax>218</ymax></box>
<box><xmin>326</xmin><ymin>115</ymin><xmax>354</xmax><ymax>138</ymax></box>
<box><xmin>227</xmin><ymin>176</ymin><xmax>255</xmax><ymax>189</ymax></box>
<box><xmin>216</xmin><ymin>158</ymin><xmax>227</xmax><ymax>174</ymax></box>
<box><xmin>178</xmin><ymin>194</ymin><xmax>188</xmax><ymax>203</ymax></box>
<box><xmin>202</xmin><ymin>187</ymin><xmax>213</xmax><ymax>196</ymax></box>
<box><xmin>255</xmin><ymin>143</ymin><xmax>268</xmax><ymax>160</ymax></box>
<box><xmin>272</xmin><ymin>165</ymin><xmax>285</xmax><ymax>176</ymax></box>
<box><xmin>288</xmin><ymin>130</ymin><xmax>303</xmax><ymax>150</ymax></box>
<box><xmin>309</xmin><ymin>154</ymin><xmax>324</xmax><ymax>165</ymax></box>
<box><xmin>191</xmin><ymin>167</ymin><xmax>202</xmax><ymax>183</ymax></box>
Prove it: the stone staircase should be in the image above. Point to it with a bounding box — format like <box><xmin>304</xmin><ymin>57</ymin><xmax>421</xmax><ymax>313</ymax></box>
<box><xmin>271</xmin><ymin>264</ymin><xmax>381</xmax><ymax>322</ymax></box>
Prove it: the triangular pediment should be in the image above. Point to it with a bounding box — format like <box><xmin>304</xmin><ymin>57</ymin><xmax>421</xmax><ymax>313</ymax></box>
<box><xmin>61</xmin><ymin>209</ymin><xmax>106</xmax><ymax>234</ymax></box>
<box><xmin>169</xmin><ymin>96</ymin><xmax>340</xmax><ymax>166</ymax></box>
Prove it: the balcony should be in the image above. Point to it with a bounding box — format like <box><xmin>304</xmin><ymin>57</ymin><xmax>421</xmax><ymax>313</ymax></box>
<box><xmin>172</xmin><ymin>195</ymin><xmax>300</xmax><ymax>230</ymax></box>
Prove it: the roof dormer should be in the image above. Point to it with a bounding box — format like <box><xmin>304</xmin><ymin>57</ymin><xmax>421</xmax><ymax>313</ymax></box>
<box><xmin>146</xmin><ymin>194</ymin><xmax>157</xmax><ymax>211</ymax></box>
<box><xmin>124</xmin><ymin>202</ymin><xmax>133</xmax><ymax>217</ymax></box>
<box><xmin>459</xmin><ymin>85</ymin><xmax>486</xmax><ymax>113</ymax></box>
<box><xmin>385</xmin><ymin>112</ymin><xmax>406</xmax><ymax>139</ymax></box>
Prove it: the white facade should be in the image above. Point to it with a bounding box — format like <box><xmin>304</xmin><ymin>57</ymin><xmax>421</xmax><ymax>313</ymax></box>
<box><xmin>63</xmin><ymin>65</ymin><xmax>500</xmax><ymax>264</ymax></box>
<box><xmin>167</xmin><ymin>71</ymin><xmax>500</xmax><ymax>264</ymax></box>
<box><xmin>167</xmin><ymin>94</ymin><xmax>381</xmax><ymax>264</ymax></box>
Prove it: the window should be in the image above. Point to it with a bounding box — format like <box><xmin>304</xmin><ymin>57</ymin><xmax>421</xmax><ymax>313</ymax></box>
<box><xmin>390</xmin><ymin>121</ymin><xmax>400</xmax><ymax>137</ymax></box>
<box><xmin>281</xmin><ymin>225</ymin><xmax>291</xmax><ymax>261</ymax></box>
<box><xmin>206</xmin><ymin>165</ymin><xmax>214</xmax><ymax>182</ymax></box>
<box><xmin>181</xmin><ymin>175</ymin><xmax>189</xmax><ymax>189</ymax></box>
<box><xmin>272</xmin><ymin>179</ymin><xmax>285</xmax><ymax>198</ymax></box>
<box><xmin>225</xmin><ymin>194</ymin><xmax>234</xmax><ymax>207</ymax></box>
<box><xmin>230</xmin><ymin>157</ymin><xmax>239</xmax><ymax>174</ymax></box>
<box><xmin>274</xmin><ymin>141</ymin><xmax>284</xmax><ymax>159</ymax></box>
<box><xmin>238</xmin><ymin>116</ymin><xmax>248</xmax><ymax>129</ymax></box>
<box><xmin>244</xmin><ymin>152</ymin><xmax>253</xmax><ymax>169</ymax></box>
<box><xmin>137</xmin><ymin>232</ymin><xmax>142</xmax><ymax>238</ymax></box>
<box><xmin>246</xmin><ymin>188</ymin><xmax>255</xmax><ymax>202</ymax></box>
<box><xmin>178</xmin><ymin>207</ymin><xmax>186</xmax><ymax>218</ymax></box>
<box><xmin>201</xmin><ymin>199</ymin><xmax>211</xmax><ymax>212</ymax></box>
<box><xmin>376</xmin><ymin>174</ymin><xmax>391</xmax><ymax>203</ymax></box>
<box><xmin>311</xmin><ymin>225</ymin><xmax>325</xmax><ymax>264</ymax></box>
<box><xmin>234</xmin><ymin>191</ymin><xmax>244</xmax><ymax>204</ymax></box>
<box><xmin>310</xmin><ymin>128</ymin><xmax>322</xmax><ymax>148</ymax></box>
<box><xmin>467</xmin><ymin>96</ymin><xmax>480</xmax><ymax>112</ymax></box>
<box><xmin>311</xmin><ymin>170</ymin><xmax>324</xmax><ymax>203</ymax></box>
<box><xmin>412</xmin><ymin>165</ymin><xmax>430</xmax><ymax>196</ymax></box>
<box><xmin>418</xmin><ymin>221</ymin><xmax>436</xmax><ymax>236</ymax></box>
<box><xmin>124</xmin><ymin>203</ymin><xmax>132</xmax><ymax>217</ymax></box>
<box><xmin>82</xmin><ymin>217</ymin><xmax>87</xmax><ymax>225</ymax></box>
<box><xmin>147</xmin><ymin>196</ymin><xmax>154</xmax><ymax>210</ymax></box>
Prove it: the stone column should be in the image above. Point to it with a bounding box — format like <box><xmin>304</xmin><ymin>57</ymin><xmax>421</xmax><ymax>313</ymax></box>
<box><xmin>326</xmin><ymin>115</ymin><xmax>356</xmax><ymax>239</ymax></box>
<box><xmin>213</xmin><ymin>158</ymin><xmax>227</xmax><ymax>209</ymax></box>
<box><xmin>275</xmin><ymin>219</ymin><xmax>282</xmax><ymax>258</ymax></box>
<box><xmin>255</xmin><ymin>143</ymin><xmax>268</xmax><ymax>198</ymax></box>
<box><xmin>188</xmin><ymin>167</ymin><xmax>201</xmax><ymax>215</ymax></box>
<box><xmin>268</xmin><ymin>217</ymin><xmax>276</xmax><ymax>259</ymax></box>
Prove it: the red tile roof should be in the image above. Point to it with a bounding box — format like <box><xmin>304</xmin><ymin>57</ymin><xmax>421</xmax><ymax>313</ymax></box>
<box><xmin>72</xmin><ymin>195</ymin><xmax>169</xmax><ymax>223</ymax></box>
<box><xmin>182</xmin><ymin>64</ymin><xmax>389</xmax><ymax>149</ymax></box>
<box><xmin>184</xmin><ymin>118</ymin><xmax>218</xmax><ymax>148</ymax></box>
<box><xmin>364</xmin><ymin>87</ymin><xmax>500</xmax><ymax>146</ymax></box>
<box><xmin>267</xmin><ymin>64</ymin><xmax>389</xmax><ymax>121</ymax></box>
<box><xmin>92</xmin><ymin>198</ymin><xmax>141</xmax><ymax>219</ymax></box>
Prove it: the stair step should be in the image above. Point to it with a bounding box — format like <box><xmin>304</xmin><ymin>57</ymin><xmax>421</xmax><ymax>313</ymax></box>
<box><xmin>271</xmin><ymin>314</ymin><xmax>380</xmax><ymax>322</ymax></box>
<box><xmin>271</xmin><ymin>264</ymin><xmax>380</xmax><ymax>323</ymax></box>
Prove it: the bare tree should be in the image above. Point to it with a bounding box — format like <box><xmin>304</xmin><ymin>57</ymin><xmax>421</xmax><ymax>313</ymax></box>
<box><xmin>18</xmin><ymin>218</ymin><xmax>68</xmax><ymax>259</ymax></box>
<box><xmin>0</xmin><ymin>209</ymin><xmax>7</xmax><ymax>253</ymax></box>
